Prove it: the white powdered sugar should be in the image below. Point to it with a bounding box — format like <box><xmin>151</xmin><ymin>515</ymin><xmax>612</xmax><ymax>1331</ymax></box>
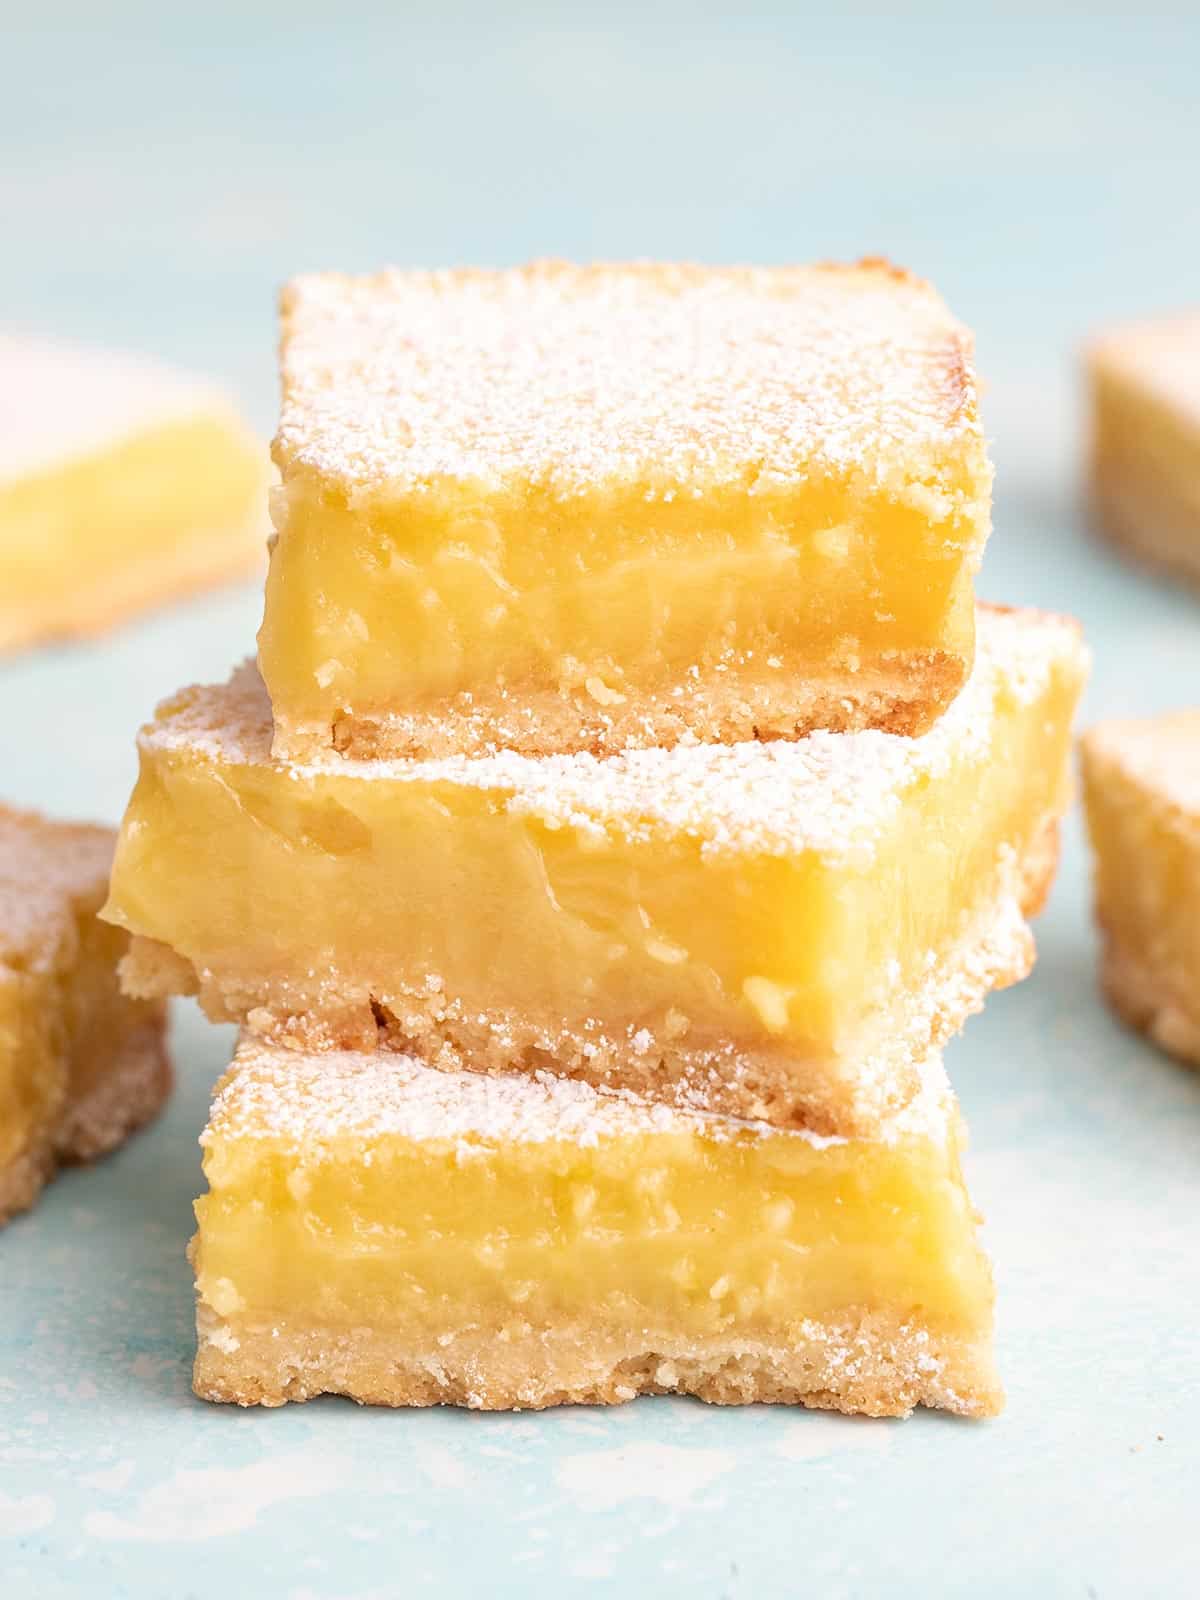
<box><xmin>273</xmin><ymin>259</ymin><xmax>986</xmax><ymax>499</ymax></box>
<box><xmin>208</xmin><ymin>1034</ymin><xmax>953</xmax><ymax>1153</ymax></box>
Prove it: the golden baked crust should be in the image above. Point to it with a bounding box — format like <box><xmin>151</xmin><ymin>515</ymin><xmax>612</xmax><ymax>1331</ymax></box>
<box><xmin>193</xmin><ymin>1308</ymin><xmax>1000</xmax><ymax>1419</ymax></box>
<box><xmin>316</xmin><ymin>649</ymin><xmax>965</xmax><ymax>762</ymax></box>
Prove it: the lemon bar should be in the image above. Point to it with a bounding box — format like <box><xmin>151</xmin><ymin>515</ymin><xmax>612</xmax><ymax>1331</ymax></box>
<box><xmin>260</xmin><ymin>259</ymin><xmax>993</xmax><ymax>760</ymax></box>
<box><xmin>0</xmin><ymin>805</ymin><xmax>170</xmax><ymax>1225</ymax></box>
<box><xmin>193</xmin><ymin>1034</ymin><xmax>1000</xmax><ymax>1417</ymax></box>
<box><xmin>1087</xmin><ymin>314</ymin><xmax>1200</xmax><ymax>587</ymax></box>
<box><xmin>0</xmin><ymin>335</ymin><xmax>268</xmax><ymax>653</ymax></box>
<box><xmin>106</xmin><ymin>607</ymin><xmax>1085</xmax><ymax>1135</ymax></box>
<box><xmin>1081</xmin><ymin>711</ymin><xmax>1200</xmax><ymax>1065</ymax></box>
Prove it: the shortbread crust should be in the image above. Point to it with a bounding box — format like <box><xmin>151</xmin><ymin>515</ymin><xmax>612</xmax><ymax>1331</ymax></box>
<box><xmin>192</xmin><ymin>1038</ymin><xmax>1001</xmax><ymax>1418</ymax></box>
<box><xmin>261</xmin><ymin>258</ymin><xmax>992</xmax><ymax>758</ymax></box>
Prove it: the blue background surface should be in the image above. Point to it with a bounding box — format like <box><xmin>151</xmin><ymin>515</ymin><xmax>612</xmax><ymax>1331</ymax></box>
<box><xmin>1</xmin><ymin>4</ymin><xmax>1199</xmax><ymax>1595</ymax></box>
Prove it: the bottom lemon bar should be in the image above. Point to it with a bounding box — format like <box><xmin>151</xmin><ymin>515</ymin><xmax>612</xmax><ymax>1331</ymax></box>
<box><xmin>1081</xmin><ymin>712</ymin><xmax>1200</xmax><ymax>1066</ymax></box>
<box><xmin>192</xmin><ymin>1036</ymin><xmax>1001</xmax><ymax>1418</ymax></box>
<box><xmin>0</xmin><ymin>805</ymin><xmax>170</xmax><ymax>1224</ymax></box>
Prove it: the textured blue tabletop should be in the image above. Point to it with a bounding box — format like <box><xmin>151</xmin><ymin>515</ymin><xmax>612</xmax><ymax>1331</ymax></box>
<box><xmin>1</xmin><ymin>5</ymin><xmax>1198</xmax><ymax>1596</ymax></box>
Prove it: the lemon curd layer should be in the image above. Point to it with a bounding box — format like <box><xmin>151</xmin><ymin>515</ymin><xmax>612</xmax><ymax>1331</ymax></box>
<box><xmin>106</xmin><ymin>608</ymin><xmax>1085</xmax><ymax>1135</ymax></box>
<box><xmin>0</xmin><ymin>807</ymin><xmax>169</xmax><ymax>1225</ymax></box>
<box><xmin>1082</xmin><ymin>712</ymin><xmax>1200</xmax><ymax>1066</ymax></box>
<box><xmin>0</xmin><ymin>336</ymin><xmax>267</xmax><ymax>652</ymax></box>
<box><xmin>192</xmin><ymin>1037</ymin><xmax>1000</xmax><ymax>1418</ymax></box>
<box><xmin>260</xmin><ymin>259</ymin><xmax>993</xmax><ymax>759</ymax></box>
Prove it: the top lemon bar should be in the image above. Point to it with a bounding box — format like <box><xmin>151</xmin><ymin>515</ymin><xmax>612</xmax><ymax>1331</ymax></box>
<box><xmin>260</xmin><ymin>259</ymin><xmax>993</xmax><ymax>759</ymax></box>
<box><xmin>1</xmin><ymin>336</ymin><xmax>267</xmax><ymax>653</ymax></box>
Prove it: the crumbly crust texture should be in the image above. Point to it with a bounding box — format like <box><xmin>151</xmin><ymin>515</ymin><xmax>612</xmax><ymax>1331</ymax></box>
<box><xmin>287</xmin><ymin>649</ymin><xmax>964</xmax><ymax>762</ymax></box>
<box><xmin>274</xmin><ymin>258</ymin><xmax>988</xmax><ymax>501</ymax></box>
<box><xmin>0</xmin><ymin>1019</ymin><xmax>170</xmax><ymax>1226</ymax></box>
<box><xmin>124</xmin><ymin>823</ymin><xmax>1054</xmax><ymax>1136</ymax></box>
<box><xmin>193</xmin><ymin>1306</ymin><xmax>1001</xmax><ymax>1419</ymax></box>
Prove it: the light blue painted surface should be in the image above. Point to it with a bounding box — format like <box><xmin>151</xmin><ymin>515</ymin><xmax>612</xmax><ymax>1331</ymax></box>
<box><xmin>1</xmin><ymin>4</ymin><xmax>1198</xmax><ymax>1594</ymax></box>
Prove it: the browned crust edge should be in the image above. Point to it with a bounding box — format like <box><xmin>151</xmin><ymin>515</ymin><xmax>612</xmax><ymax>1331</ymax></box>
<box><xmin>271</xmin><ymin>649</ymin><xmax>968</xmax><ymax>763</ymax></box>
<box><xmin>192</xmin><ymin>1306</ymin><xmax>1002</xmax><ymax>1420</ymax></box>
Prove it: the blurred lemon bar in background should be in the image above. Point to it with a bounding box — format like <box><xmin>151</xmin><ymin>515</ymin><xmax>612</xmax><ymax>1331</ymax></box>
<box><xmin>105</xmin><ymin>606</ymin><xmax>1086</xmax><ymax>1136</ymax></box>
<box><xmin>0</xmin><ymin>336</ymin><xmax>269</xmax><ymax>653</ymax></box>
<box><xmin>1081</xmin><ymin>711</ymin><xmax>1200</xmax><ymax>1067</ymax></box>
<box><xmin>1087</xmin><ymin>313</ymin><xmax>1200</xmax><ymax>587</ymax></box>
<box><xmin>0</xmin><ymin>805</ymin><xmax>169</xmax><ymax>1225</ymax></box>
<box><xmin>260</xmin><ymin>258</ymin><xmax>993</xmax><ymax>761</ymax></box>
<box><xmin>192</xmin><ymin>1034</ymin><xmax>1001</xmax><ymax>1418</ymax></box>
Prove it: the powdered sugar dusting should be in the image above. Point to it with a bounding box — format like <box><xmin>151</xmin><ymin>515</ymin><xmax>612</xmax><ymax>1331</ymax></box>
<box><xmin>274</xmin><ymin>259</ymin><xmax>986</xmax><ymax>499</ymax></box>
<box><xmin>208</xmin><ymin>1034</ymin><xmax>953</xmax><ymax>1152</ymax></box>
<box><xmin>144</xmin><ymin>607</ymin><xmax>1082</xmax><ymax>861</ymax></box>
<box><xmin>0</xmin><ymin>335</ymin><xmax>235</xmax><ymax>484</ymax></box>
<box><xmin>0</xmin><ymin>805</ymin><xmax>114</xmax><ymax>969</ymax></box>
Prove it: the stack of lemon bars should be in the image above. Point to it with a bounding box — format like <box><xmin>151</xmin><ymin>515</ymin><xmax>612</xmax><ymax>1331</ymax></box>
<box><xmin>102</xmin><ymin>261</ymin><xmax>1087</xmax><ymax>1419</ymax></box>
